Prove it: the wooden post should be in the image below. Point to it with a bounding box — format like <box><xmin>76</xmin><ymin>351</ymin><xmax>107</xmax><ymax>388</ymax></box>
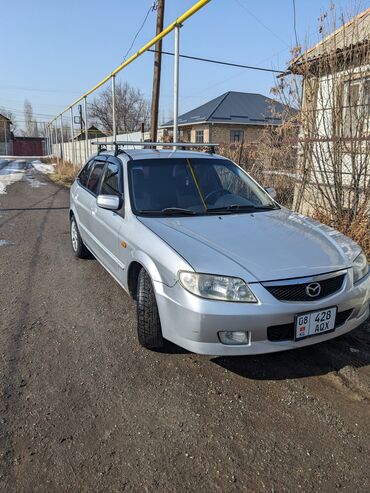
<box><xmin>150</xmin><ymin>0</ymin><xmax>165</xmax><ymax>143</ymax></box>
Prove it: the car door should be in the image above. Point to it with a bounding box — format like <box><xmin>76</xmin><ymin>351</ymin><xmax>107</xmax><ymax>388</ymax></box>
<box><xmin>74</xmin><ymin>157</ymin><xmax>107</xmax><ymax>249</ymax></box>
<box><xmin>90</xmin><ymin>157</ymin><xmax>125</xmax><ymax>282</ymax></box>
<box><xmin>72</xmin><ymin>158</ymin><xmax>94</xmax><ymax>241</ymax></box>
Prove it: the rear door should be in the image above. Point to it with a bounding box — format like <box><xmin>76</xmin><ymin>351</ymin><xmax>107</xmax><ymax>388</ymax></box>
<box><xmin>74</xmin><ymin>156</ymin><xmax>107</xmax><ymax>249</ymax></box>
<box><xmin>90</xmin><ymin>157</ymin><xmax>125</xmax><ymax>281</ymax></box>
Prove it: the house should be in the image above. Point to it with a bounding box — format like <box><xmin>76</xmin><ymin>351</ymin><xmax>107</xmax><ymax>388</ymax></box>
<box><xmin>160</xmin><ymin>91</ymin><xmax>291</xmax><ymax>144</ymax></box>
<box><xmin>0</xmin><ymin>113</ymin><xmax>13</xmax><ymax>155</ymax></box>
<box><xmin>288</xmin><ymin>8</ymin><xmax>369</xmax><ymax>216</ymax></box>
<box><xmin>74</xmin><ymin>125</ymin><xmax>106</xmax><ymax>141</ymax></box>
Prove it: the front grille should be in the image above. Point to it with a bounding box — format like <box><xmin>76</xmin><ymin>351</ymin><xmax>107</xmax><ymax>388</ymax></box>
<box><xmin>264</xmin><ymin>274</ymin><xmax>345</xmax><ymax>302</ymax></box>
<box><xmin>267</xmin><ymin>308</ymin><xmax>353</xmax><ymax>341</ymax></box>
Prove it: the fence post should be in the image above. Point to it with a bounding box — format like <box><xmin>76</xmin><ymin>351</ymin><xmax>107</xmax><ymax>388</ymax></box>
<box><xmin>49</xmin><ymin>125</ymin><xmax>53</xmax><ymax>156</ymax></box>
<box><xmin>60</xmin><ymin>115</ymin><xmax>64</xmax><ymax>160</ymax></box>
<box><xmin>112</xmin><ymin>75</ymin><xmax>117</xmax><ymax>142</ymax></box>
<box><xmin>83</xmin><ymin>97</ymin><xmax>88</xmax><ymax>162</ymax></box>
<box><xmin>53</xmin><ymin>123</ymin><xmax>58</xmax><ymax>161</ymax></box>
<box><xmin>70</xmin><ymin>107</ymin><xmax>76</xmax><ymax>167</ymax></box>
<box><xmin>46</xmin><ymin>125</ymin><xmax>50</xmax><ymax>155</ymax></box>
<box><xmin>4</xmin><ymin>121</ymin><xmax>8</xmax><ymax>155</ymax></box>
<box><xmin>173</xmin><ymin>24</ymin><xmax>181</xmax><ymax>146</ymax></box>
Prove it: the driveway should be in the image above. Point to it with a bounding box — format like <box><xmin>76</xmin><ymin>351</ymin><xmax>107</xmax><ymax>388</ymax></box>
<box><xmin>0</xmin><ymin>161</ymin><xmax>369</xmax><ymax>492</ymax></box>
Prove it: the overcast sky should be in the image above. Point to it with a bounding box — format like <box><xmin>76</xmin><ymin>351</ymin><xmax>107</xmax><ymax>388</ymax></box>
<box><xmin>1</xmin><ymin>0</ymin><xmax>358</xmax><ymax>129</ymax></box>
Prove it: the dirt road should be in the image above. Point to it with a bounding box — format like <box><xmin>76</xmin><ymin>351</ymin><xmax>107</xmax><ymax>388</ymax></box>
<box><xmin>0</xmin><ymin>162</ymin><xmax>369</xmax><ymax>492</ymax></box>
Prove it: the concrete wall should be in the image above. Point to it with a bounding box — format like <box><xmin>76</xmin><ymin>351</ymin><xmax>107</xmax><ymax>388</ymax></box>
<box><xmin>51</xmin><ymin>131</ymin><xmax>145</xmax><ymax>167</ymax></box>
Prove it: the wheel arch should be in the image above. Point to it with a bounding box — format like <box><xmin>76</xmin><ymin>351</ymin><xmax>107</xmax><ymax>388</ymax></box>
<box><xmin>127</xmin><ymin>261</ymin><xmax>143</xmax><ymax>300</ymax></box>
<box><xmin>127</xmin><ymin>251</ymin><xmax>168</xmax><ymax>300</ymax></box>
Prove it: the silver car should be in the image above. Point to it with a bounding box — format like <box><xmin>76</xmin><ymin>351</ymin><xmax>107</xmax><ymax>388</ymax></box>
<box><xmin>69</xmin><ymin>147</ymin><xmax>370</xmax><ymax>355</ymax></box>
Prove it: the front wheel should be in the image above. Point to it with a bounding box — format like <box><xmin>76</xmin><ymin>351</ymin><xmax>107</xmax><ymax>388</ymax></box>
<box><xmin>136</xmin><ymin>269</ymin><xmax>164</xmax><ymax>349</ymax></box>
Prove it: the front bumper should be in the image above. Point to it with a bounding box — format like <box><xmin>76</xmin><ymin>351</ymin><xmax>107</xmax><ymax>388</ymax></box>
<box><xmin>154</xmin><ymin>270</ymin><xmax>370</xmax><ymax>355</ymax></box>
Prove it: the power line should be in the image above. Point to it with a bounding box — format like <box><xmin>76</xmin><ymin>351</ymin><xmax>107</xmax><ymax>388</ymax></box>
<box><xmin>148</xmin><ymin>49</ymin><xmax>285</xmax><ymax>74</ymax></box>
<box><xmin>233</xmin><ymin>0</ymin><xmax>290</xmax><ymax>48</ymax></box>
<box><xmin>0</xmin><ymin>83</ymin><xmax>80</xmax><ymax>95</ymax></box>
<box><xmin>122</xmin><ymin>2</ymin><xmax>157</xmax><ymax>62</ymax></box>
<box><xmin>0</xmin><ymin>106</ymin><xmax>54</xmax><ymax>118</ymax></box>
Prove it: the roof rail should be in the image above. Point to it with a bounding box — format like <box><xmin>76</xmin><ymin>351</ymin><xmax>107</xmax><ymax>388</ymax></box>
<box><xmin>92</xmin><ymin>141</ymin><xmax>219</xmax><ymax>155</ymax></box>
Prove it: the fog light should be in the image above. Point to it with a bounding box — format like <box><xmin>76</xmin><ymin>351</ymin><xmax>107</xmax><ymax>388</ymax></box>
<box><xmin>218</xmin><ymin>331</ymin><xmax>250</xmax><ymax>345</ymax></box>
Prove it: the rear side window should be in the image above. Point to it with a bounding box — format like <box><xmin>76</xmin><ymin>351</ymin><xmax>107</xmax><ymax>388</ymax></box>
<box><xmin>100</xmin><ymin>161</ymin><xmax>122</xmax><ymax>197</ymax></box>
<box><xmin>78</xmin><ymin>159</ymin><xmax>94</xmax><ymax>187</ymax></box>
<box><xmin>86</xmin><ymin>161</ymin><xmax>105</xmax><ymax>195</ymax></box>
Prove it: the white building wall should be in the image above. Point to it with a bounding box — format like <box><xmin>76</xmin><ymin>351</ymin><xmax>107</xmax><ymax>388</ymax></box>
<box><xmin>51</xmin><ymin>130</ymin><xmax>166</xmax><ymax>167</ymax></box>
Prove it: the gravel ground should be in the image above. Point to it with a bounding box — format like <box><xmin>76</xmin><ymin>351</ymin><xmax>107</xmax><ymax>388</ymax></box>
<box><xmin>0</xmin><ymin>162</ymin><xmax>369</xmax><ymax>492</ymax></box>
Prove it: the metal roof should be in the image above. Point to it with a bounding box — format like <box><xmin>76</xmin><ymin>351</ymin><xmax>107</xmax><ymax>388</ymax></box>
<box><xmin>290</xmin><ymin>8</ymin><xmax>370</xmax><ymax>71</ymax></box>
<box><xmin>161</xmin><ymin>91</ymin><xmax>289</xmax><ymax>127</ymax></box>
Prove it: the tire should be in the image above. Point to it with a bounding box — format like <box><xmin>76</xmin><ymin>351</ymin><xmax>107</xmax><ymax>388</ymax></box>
<box><xmin>70</xmin><ymin>215</ymin><xmax>90</xmax><ymax>259</ymax></box>
<box><xmin>136</xmin><ymin>269</ymin><xmax>164</xmax><ymax>349</ymax></box>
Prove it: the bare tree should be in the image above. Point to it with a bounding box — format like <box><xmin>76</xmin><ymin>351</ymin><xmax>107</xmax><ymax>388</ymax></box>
<box><xmin>24</xmin><ymin>99</ymin><xmax>40</xmax><ymax>137</ymax></box>
<box><xmin>89</xmin><ymin>81</ymin><xmax>150</xmax><ymax>134</ymax></box>
<box><xmin>217</xmin><ymin>5</ymin><xmax>369</xmax><ymax>255</ymax></box>
<box><xmin>288</xmin><ymin>6</ymin><xmax>370</xmax><ymax>255</ymax></box>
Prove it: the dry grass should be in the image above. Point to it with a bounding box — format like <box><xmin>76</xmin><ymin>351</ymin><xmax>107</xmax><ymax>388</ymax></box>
<box><xmin>314</xmin><ymin>210</ymin><xmax>370</xmax><ymax>259</ymax></box>
<box><xmin>218</xmin><ymin>143</ymin><xmax>370</xmax><ymax>259</ymax></box>
<box><xmin>46</xmin><ymin>158</ymin><xmax>79</xmax><ymax>188</ymax></box>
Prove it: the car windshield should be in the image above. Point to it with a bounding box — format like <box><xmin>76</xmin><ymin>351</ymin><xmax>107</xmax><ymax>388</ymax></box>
<box><xmin>128</xmin><ymin>157</ymin><xmax>278</xmax><ymax>216</ymax></box>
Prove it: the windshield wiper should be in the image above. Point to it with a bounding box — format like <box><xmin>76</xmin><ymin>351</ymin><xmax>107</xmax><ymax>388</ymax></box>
<box><xmin>138</xmin><ymin>207</ymin><xmax>197</xmax><ymax>215</ymax></box>
<box><xmin>207</xmin><ymin>204</ymin><xmax>278</xmax><ymax>213</ymax></box>
<box><xmin>162</xmin><ymin>207</ymin><xmax>197</xmax><ymax>215</ymax></box>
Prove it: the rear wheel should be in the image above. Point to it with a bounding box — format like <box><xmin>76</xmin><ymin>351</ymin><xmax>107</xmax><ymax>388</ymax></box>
<box><xmin>136</xmin><ymin>269</ymin><xmax>164</xmax><ymax>349</ymax></box>
<box><xmin>70</xmin><ymin>215</ymin><xmax>90</xmax><ymax>259</ymax></box>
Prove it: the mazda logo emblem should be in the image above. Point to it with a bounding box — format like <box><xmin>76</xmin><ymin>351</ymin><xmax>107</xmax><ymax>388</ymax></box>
<box><xmin>306</xmin><ymin>282</ymin><xmax>321</xmax><ymax>297</ymax></box>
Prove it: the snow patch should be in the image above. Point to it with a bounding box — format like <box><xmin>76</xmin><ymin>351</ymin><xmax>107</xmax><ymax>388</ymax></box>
<box><xmin>0</xmin><ymin>239</ymin><xmax>15</xmax><ymax>246</ymax></box>
<box><xmin>31</xmin><ymin>160</ymin><xmax>55</xmax><ymax>174</ymax></box>
<box><xmin>0</xmin><ymin>160</ymin><xmax>25</xmax><ymax>195</ymax></box>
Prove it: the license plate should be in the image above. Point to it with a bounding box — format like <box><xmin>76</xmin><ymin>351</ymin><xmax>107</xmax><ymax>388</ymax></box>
<box><xmin>295</xmin><ymin>306</ymin><xmax>337</xmax><ymax>341</ymax></box>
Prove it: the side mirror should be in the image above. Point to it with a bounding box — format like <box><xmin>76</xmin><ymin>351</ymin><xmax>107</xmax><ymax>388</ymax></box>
<box><xmin>96</xmin><ymin>194</ymin><xmax>121</xmax><ymax>211</ymax></box>
<box><xmin>265</xmin><ymin>187</ymin><xmax>277</xmax><ymax>199</ymax></box>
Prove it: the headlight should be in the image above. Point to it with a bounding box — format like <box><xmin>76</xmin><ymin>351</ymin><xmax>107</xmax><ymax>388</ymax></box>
<box><xmin>352</xmin><ymin>251</ymin><xmax>369</xmax><ymax>284</ymax></box>
<box><xmin>179</xmin><ymin>271</ymin><xmax>257</xmax><ymax>302</ymax></box>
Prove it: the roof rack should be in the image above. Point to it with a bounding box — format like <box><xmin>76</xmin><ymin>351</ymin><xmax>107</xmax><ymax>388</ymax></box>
<box><xmin>92</xmin><ymin>141</ymin><xmax>219</xmax><ymax>156</ymax></box>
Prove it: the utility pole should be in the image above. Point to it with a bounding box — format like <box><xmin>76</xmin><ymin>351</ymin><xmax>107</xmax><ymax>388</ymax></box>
<box><xmin>78</xmin><ymin>104</ymin><xmax>83</xmax><ymax>136</ymax></box>
<box><xmin>150</xmin><ymin>0</ymin><xmax>165</xmax><ymax>143</ymax></box>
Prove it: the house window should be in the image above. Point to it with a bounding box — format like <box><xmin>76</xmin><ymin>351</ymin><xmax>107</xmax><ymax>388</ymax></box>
<box><xmin>230</xmin><ymin>129</ymin><xmax>244</xmax><ymax>143</ymax></box>
<box><xmin>195</xmin><ymin>130</ymin><xmax>204</xmax><ymax>143</ymax></box>
<box><xmin>343</xmin><ymin>76</ymin><xmax>370</xmax><ymax>137</ymax></box>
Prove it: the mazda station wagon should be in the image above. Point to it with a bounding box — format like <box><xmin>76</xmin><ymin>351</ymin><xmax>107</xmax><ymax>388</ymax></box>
<box><xmin>69</xmin><ymin>146</ymin><xmax>370</xmax><ymax>355</ymax></box>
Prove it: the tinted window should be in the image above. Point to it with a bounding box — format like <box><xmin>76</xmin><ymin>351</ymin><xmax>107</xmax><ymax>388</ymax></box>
<box><xmin>128</xmin><ymin>158</ymin><xmax>277</xmax><ymax>216</ymax></box>
<box><xmin>100</xmin><ymin>162</ymin><xmax>121</xmax><ymax>196</ymax></box>
<box><xmin>86</xmin><ymin>161</ymin><xmax>105</xmax><ymax>195</ymax></box>
<box><xmin>130</xmin><ymin>160</ymin><xmax>201</xmax><ymax>212</ymax></box>
<box><xmin>78</xmin><ymin>159</ymin><xmax>94</xmax><ymax>187</ymax></box>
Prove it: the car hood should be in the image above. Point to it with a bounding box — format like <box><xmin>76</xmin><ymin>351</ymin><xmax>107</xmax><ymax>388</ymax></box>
<box><xmin>138</xmin><ymin>208</ymin><xmax>361</xmax><ymax>282</ymax></box>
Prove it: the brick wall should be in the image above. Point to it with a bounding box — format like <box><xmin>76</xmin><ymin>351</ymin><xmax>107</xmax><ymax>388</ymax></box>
<box><xmin>209</xmin><ymin>124</ymin><xmax>264</xmax><ymax>144</ymax></box>
<box><xmin>177</xmin><ymin>124</ymin><xmax>267</xmax><ymax>144</ymax></box>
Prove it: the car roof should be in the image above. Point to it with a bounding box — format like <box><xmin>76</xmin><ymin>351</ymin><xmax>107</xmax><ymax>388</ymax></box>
<box><xmin>96</xmin><ymin>148</ymin><xmax>227</xmax><ymax>163</ymax></box>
